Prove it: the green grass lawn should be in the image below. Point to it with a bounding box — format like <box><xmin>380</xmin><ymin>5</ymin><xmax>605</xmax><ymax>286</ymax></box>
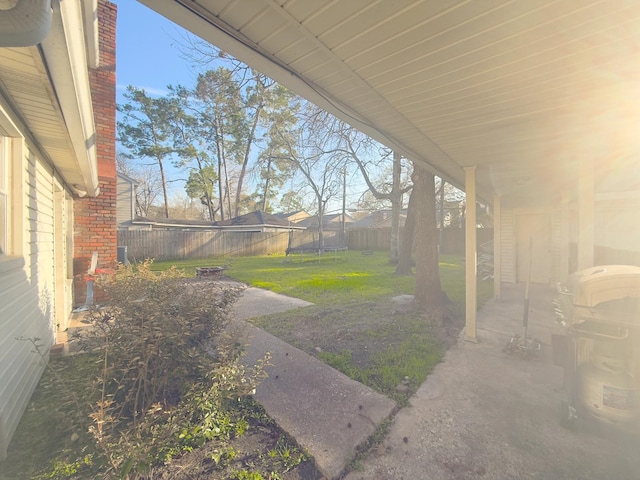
<box><xmin>153</xmin><ymin>251</ymin><xmax>493</xmax><ymax>403</ymax></box>
<box><xmin>152</xmin><ymin>250</ymin><xmax>492</xmax><ymax>307</ymax></box>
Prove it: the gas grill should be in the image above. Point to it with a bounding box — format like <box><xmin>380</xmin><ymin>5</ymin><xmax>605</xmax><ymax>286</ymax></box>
<box><xmin>553</xmin><ymin>265</ymin><xmax>640</xmax><ymax>428</ymax></box>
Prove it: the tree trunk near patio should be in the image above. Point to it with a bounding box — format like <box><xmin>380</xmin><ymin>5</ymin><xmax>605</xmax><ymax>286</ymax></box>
<box><xmin>395</xmin><ymin>177</ymin><xmax>417</xmax><ymax>275</ymax></box>
<box><xmin>412</xmin><ymin>166</ymin><xmax>447</xmax><ymax>309</ymax></box>
<box><xmin>389</xmin><ymin>151</ymin><xmax>402</xmax><ymax>262</ymax></box>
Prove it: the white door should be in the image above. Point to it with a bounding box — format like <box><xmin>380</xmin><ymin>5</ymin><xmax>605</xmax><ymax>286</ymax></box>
<box><xmin>516</xmin><ymin>213</ymin><xmax>552</xmax><ymax>284</ymax></box>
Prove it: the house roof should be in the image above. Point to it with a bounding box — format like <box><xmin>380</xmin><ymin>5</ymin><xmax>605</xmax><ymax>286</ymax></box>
<box><xmin>215</xmin><ymin>211</ymin><xmax>305</xmax><ymax>229</ymax></box>
<box><xmin>275</xmin><ymin>210</ymin><xmax>311</xmax><ymax>220</ymax></box>
<box><xmin>133</xmin><ymin>216</ymin><xmax>215</xmax><ymax>228</ymax></box>
<box><xmin>117</xmin><ymin>172</ymin><xmax>138</xmax><ymax>185</ymax></box>
<box><xmin>140</xmin><ymin>0</ymin><xmax>640</xmax><ymax>205</ymax></box>
<box><xmin>350</xmin><ymin>210</ymin><xmax>408</xmax><ymax>229</ymax></box>
<box><xmin>295</xmin><ymin>213</ymin><xmax>355</xmax><ymax>228</ymax></box>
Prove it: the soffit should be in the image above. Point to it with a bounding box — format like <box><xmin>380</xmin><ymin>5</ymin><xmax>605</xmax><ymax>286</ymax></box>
<box><xmin>0</xmin><ymin>46</ymin><xmax>82</xmax><ymax>184</ymax></box>
<box><xmin>142</xmin><ymin>0</ymin><xmax>640</xmax><ymax>203</ymax></box>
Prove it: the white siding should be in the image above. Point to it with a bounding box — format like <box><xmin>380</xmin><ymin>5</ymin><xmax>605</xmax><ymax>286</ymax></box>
<box><xmin>595</xmin><ymin>197</ymin><xmax>640</xmax><ymax>252</ymax></box>
<box><xmin>500</xmin><ymin>208</ymin><xmax>516</xmax><ymax>283</ymax></box>
<box><xmin>63</xmin><ymin>192</ymin><xmax>74</xmax><ymax>326</ymax></box>
<box><xmin>116</xmin><ymin>174</ymin><xmax>135</xmax><ymax>225</ymax></box>
<box><xmin>0</xmin><ymin>142</ymin><xmax>71</xmax><ymax>458</ymax></box>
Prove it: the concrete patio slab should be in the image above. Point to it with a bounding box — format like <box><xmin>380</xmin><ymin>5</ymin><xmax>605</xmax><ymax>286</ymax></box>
<box><xmin>345</xmin><ymin>285</ymin><xmax>640</xmax><ymax>480</ymax></box>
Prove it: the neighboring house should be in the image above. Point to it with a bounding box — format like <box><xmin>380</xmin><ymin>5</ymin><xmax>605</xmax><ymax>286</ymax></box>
<box><xmin>0</xmin><ymin>1</ymin><xmax>117</xmax><ymax>458</ymax></box>
<box><xmin>116</xmin><ymin>172</ymin><xmax>138</xmax><ymax>226</ymax></box>
<box><xmin>121</xmin><ymin>211</ymin><xmax>309</xmax><ymax>233</ymax></box>
<box><xmin>215</xmin><ymin>211</ymin><xmax>306</xmax><ymax>233</ymax></box>
<box><xmin>294</xmin><ymin>213</ymin><xmax>355</xmax><ymax>230</ymax></box>
<box><xmin>349</xmin><ymin>210</ymin><xmax>407</xmax><ymax>230</ymax></box>
<box><xmin>292</xmin><ymin>213</ymin><xmax>353</xmax><ymax>249</ymax></box>
<box><xmin>119</xmin><ymin>216</ymin><xmax>217</xmax><ymax>231</ymax></box>
<box><xmin>275</xmin><ymin>210</ymin><xmax>311</xmax><ymax>223</ymax></box>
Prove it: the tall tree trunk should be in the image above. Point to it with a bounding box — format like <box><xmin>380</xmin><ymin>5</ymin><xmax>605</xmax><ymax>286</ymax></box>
<box><xmin>217</xmin><ymin>154</ymin><xmax>224</xmax><ymax>221</ymax></box>
<box><xmin>158</xmin><ymin>156</ymin><xmax>170</xmax><ymax>218</ymax></box>
<box><xmin>439</xmin><ymin>179</ymin><xmax>446</xmax><ymax>229</ymax></box>
<box><xmin>223</xmin><ymin>154</ymin><xmax>232</xmax><ymax>217</ymax></box>
<box><xmin>217</xmin><ymin>113</ymin><xmax>233</xmax><ymax>218</ymax></box>
<box><xmin>396</xmin><ymin>175</ymin><xmax>417</xmax><ymax>275</ymax></box>
<box><xmin>390</xmin><ymin>151</ymin><xmax>402</xmax><ymax>261</ymax></box>
<box><xmin>204</xmin><ymin>191</ymin><xmax>214</xmax><ymax>221</ymax></box>
<box><xmin>351</xmin><ymin>148</ymin><xmax>404</xmax><ymax>260</ymax></box>
<box><xmin>317</xmin><ymin>197</ymin><xmax>327</xmax><ymax>251</ymax></box>
<box><xmin>342</xmin><ymin>168</ymin><xmax>347</xmax><ymax>247</ymax></box>
<box><xmin>214</xmin><ymin>118</ymin><xmax>225</xmax><ymax>221</ymax></box>
<box><xmin>413</xmin><ymin>166</ymin><xmax>446</xmax><ymax>309</ymax></box>
<box><xmin>235</xmin><ymin>104</ymin><xmax>263</xmax><ymax>216</ymax></box>
<box><xmin>261</xmin><ymin>156</ymin><xmax>272</xmax><ymax>212</ymax></box>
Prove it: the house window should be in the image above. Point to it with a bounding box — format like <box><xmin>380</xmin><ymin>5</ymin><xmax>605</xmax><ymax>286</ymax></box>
<box><xmin>0</xmin><ymin>136</ymin><xmax>7</xmax><ymax>256</ymax></box>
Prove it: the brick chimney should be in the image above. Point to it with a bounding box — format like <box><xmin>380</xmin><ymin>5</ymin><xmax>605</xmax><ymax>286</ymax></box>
<box><xmin>73</xmin><ymin>0</ymin><xmax>117</xmax><ymax>306</ymax></box>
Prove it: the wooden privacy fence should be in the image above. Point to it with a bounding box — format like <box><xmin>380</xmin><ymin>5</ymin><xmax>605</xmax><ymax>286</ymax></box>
<box><xmin>118</xmin><ymin>228</ymin><xmax>495</xmax><ymax>261</ymax></box>
<box><xmin>347</xmin><ymin>229</ymin><xmax>392</xmax><ymax>250</ymax></box>
<box><xmin>117</xmin><ymin>229</ymin><xmax>341</xmax><ymax>261</ymax></box>
<box><xmin>439</xmin><ymin>227</ymin><xmax>494</xmax><ymax>254</ymax></box>
<box><xmin>347</xmin><ymin>227</ymin><xmax>494</xmax><ymax>254</ymax></box>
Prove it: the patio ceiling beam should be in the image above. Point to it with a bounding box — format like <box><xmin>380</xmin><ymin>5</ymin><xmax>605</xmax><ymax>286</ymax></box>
<box><xmin>464</xmin><ymin>166</ymin><xmax>477</xmax><ymax>343</ymax></box>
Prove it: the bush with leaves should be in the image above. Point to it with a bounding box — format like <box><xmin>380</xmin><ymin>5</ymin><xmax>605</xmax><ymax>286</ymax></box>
<box><xmin>84</xmin><ymin>261</ymin><xmax>243</xmax><ymax>418</ymax></box>
<box><xmin>44</xmin><ymin>260</ymin><xmax>268</xmax><ymax>479</ymax></box>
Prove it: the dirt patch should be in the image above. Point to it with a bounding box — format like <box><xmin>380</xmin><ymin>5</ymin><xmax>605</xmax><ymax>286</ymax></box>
<box><xmin>151</xmin><ymin>416</ymin><xmax>322</xmax><ymax>480</ymax></box>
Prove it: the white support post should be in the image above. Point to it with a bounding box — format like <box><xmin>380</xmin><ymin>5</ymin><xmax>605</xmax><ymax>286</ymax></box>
<box><xmin>493</xmin><ymin>194</ymin><xmax>501</xmax><ymax>299</ymax></box>
<box><xmin>578</xmin><ymin>159</ymin><xmax>594</xmax><ymax>270</ymax></box>
<box><xmin>559</xmin><ymin>191</ymin><xmax>570</xmax><ymax>281</ymax></box>
<box><xmin>464</xmin><ymin>166</ymin><xmax>477</xmax><ymax>342</ymax></box>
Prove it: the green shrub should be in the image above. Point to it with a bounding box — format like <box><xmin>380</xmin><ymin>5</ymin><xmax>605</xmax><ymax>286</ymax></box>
<box><xmin>38</xmin><ymin>260</ymin><xmax>268</xmax><ymax>479</ymax></box>
<box><xmin>83</xmin><ymin>261</ymin><xmax>242</xmax><ymax>418</ymax></box>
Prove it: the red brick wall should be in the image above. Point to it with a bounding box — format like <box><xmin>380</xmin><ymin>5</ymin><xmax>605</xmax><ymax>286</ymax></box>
<box><xmin>73</xmin><ymin>0</ymin><xmax>117</xmax><ymax>305</ymax></box>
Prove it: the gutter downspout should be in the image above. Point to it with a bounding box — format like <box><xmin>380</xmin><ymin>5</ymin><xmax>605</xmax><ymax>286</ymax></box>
<box><xmin>40</xmin><ymin>0</ymin><xmax>99</xmax><ymax>197</ymax></box>
<box><xmin>0</xmin><ymin>0</ymin><xmax>52</xmax><ymax>47</ymax></box>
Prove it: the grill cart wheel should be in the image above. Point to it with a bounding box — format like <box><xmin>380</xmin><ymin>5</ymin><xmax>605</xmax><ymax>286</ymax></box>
<box><xmin>559</xmin><ymin>399</ymin><xmax>577</xmax><ymax>430</ymax></box>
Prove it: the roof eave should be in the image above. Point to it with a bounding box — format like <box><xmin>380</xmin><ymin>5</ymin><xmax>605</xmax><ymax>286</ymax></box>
<box><xmin>139</xmin><ymin>0</ymin><xmax>466</xmax><ymax>192</ymax></box>
<box><xmin>40</xmin><ymin>0</ymin><xmax>99</xmax><ymax>197</ymax></box>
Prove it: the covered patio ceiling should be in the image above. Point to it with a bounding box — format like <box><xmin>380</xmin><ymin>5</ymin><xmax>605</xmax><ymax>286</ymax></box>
<box><xmin>140</xmin><ymin>0</ymin><xmax>640</xmax><ymax>204</ymax></box>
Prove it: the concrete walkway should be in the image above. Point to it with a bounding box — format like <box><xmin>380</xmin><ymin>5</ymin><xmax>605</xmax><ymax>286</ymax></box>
<box><xmin>345</xmin><ymin>285</ymin><xmax>640</xmax><ymax>480</ymax></box>
<box><xmin>233</xmin><ymin>287</ymin><xmax>396</xmax><ymax>480</ymax></box>
<box><xmin>233</xmin><ymin>285</ymin><xmax>640</xmax><ymax>479</ymax></box>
